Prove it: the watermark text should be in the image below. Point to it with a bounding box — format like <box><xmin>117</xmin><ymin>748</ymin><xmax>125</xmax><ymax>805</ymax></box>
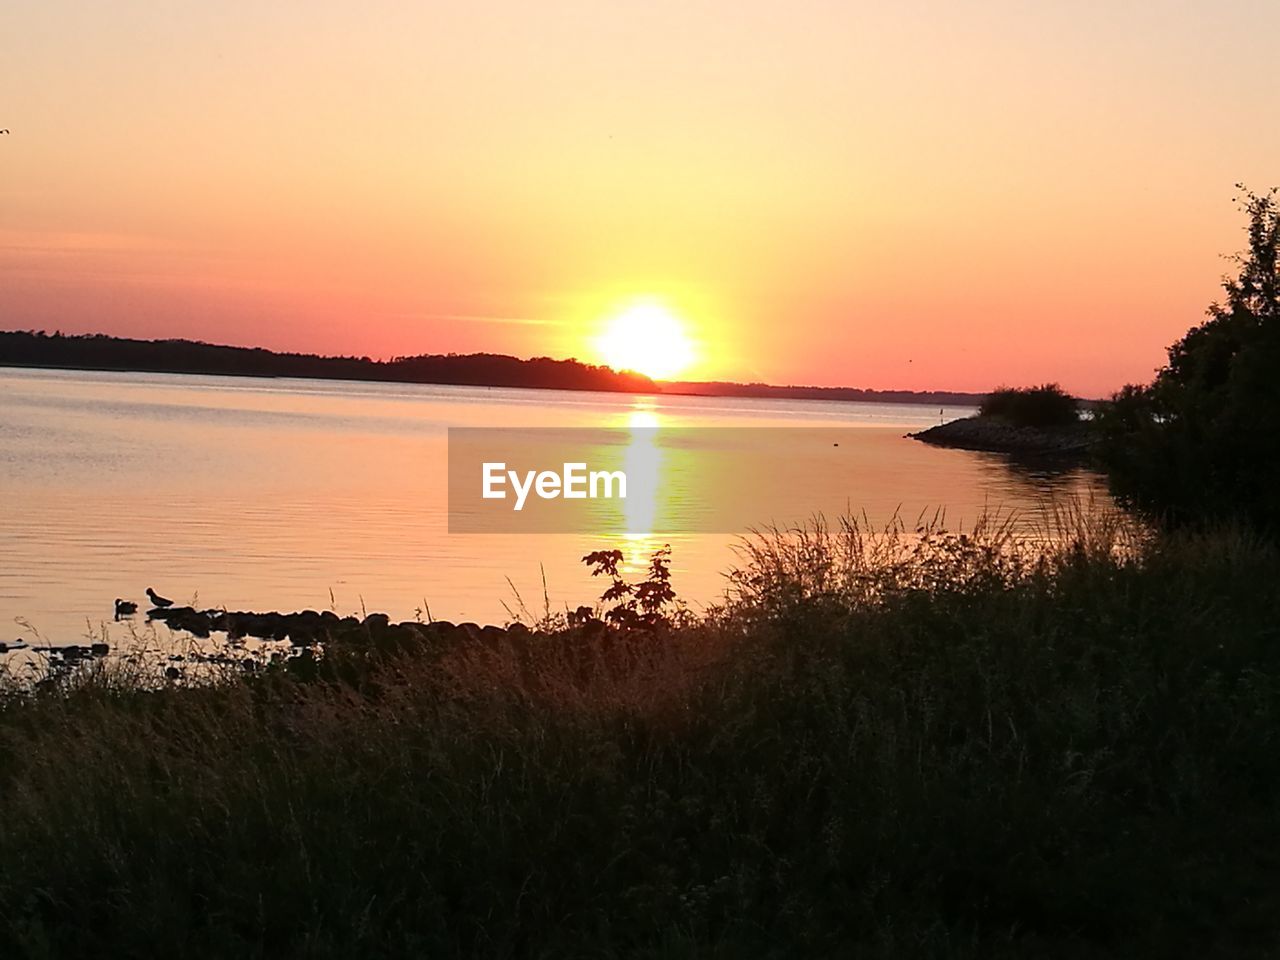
<box><xmin>481</xmin><ymin>461</ymin><xmax>627</xmax><ymax>511</ymax></box>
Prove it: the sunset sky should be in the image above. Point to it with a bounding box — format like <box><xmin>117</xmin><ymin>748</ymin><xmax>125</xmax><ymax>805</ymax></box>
<box><xmin>2</xmin><ymin>0</ymin><xmax>1277</xmax><ymax>397</ymax></box>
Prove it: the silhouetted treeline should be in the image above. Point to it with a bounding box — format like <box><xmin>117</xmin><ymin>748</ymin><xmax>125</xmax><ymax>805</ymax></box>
<box><xmin>663</xmin><ymin>379</ymin><xmax>983</xmax><ymax>406</ymax></box>
<box><xmin>0</xmin><ymin>330</ymin><xmax>988</xmax><ymax>404</ymax></box>
<box><xmin>0</xmin><ymin>331</ymin><xmax>656</xmax><ymax>394</ymax></box>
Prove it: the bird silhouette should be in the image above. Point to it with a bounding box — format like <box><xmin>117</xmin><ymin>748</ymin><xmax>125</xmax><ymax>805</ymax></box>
<box><xmin>0</xmin><ymin>129</ymin><xmax>9</xmax><ymax>135</ymax></box>
<box><xmin>115</xmin><ymin>598</ymin><xmax>138</xmax><ymax>619</ymax></box>
<box><xmin>146</xmin><ymin>587</ymin><xmax>174</xmax><ymax>608</ymax></box>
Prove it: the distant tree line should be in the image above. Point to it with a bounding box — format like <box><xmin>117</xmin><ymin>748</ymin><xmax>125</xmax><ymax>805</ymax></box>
<box><xmin>0</xmin><ymin>331</ymin><xmax>657</xmax><ymax>394</ymax></box>
<box><xmin>663</xmin><ymin>379</ymin><xmax>984</xmax><ymax>406</ymax></box>
<box><xmin>0</xmin><ymin>331</ymin><xmax>991</xmax><ymax>406</ymax></box>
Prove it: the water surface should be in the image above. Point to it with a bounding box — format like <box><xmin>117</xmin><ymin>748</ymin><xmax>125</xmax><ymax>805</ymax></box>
<box><xmin>0</xmin><ymin>368</ymin><xmax>1107</xmax><ymax>643</ymax></box>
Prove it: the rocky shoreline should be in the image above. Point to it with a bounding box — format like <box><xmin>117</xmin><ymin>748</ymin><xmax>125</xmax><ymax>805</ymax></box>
<box><xmin>147</xmin><ymin>605</ymin><xmax>530</xmax><ymax>658</ymax></box>
<box><xmin>3</xmin><ymin>607</ymin><xmax>537</xmax><ymax>676</ymax></box>
<box><xmin>908</xmin><ymin>416</ymin><xmax>1097</xmax><ymax>457</ymax></box>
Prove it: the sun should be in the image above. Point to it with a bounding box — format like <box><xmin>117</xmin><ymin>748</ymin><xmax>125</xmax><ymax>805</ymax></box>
<box><xmin>595</xmin><ymin>302</ymin><xmax>695</xmax><ymax>380</ymax></box>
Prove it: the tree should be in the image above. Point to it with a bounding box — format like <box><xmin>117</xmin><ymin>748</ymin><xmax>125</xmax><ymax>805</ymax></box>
<box><xmin>1097</xmin><ymin>186</ymin><xmax>1280</xmax><ymax>532</ymax></box>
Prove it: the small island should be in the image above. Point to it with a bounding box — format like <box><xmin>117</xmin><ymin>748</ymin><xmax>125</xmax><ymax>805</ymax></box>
<box><xmin>909</xmin><ymin>383</ymin><xmax>1096</xmax><ymax>457</ymax></box>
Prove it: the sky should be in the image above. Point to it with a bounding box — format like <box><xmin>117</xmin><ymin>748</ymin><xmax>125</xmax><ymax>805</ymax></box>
<box><xmin>2</xmin><ymin>0</ymin><xmax>1278</xmax><ymax>397</ymax></box>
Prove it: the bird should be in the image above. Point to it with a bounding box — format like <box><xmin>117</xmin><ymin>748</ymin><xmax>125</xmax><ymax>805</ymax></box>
<box><xmin>146</xmin><ymin>587</ymin><xmax>175</xmax><ymax>608</ymax></box>
<box><xmin>0</xmin><ymin>129</ymin><xmax>9</xmax><ymax>135</ymax></box>
<box><xmin>114</xmin><ymin>598</ymin><xmax>138</xmax><ymax>619</ymax></box>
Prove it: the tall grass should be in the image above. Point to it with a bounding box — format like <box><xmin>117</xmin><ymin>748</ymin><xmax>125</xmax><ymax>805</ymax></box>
<box><xmin>2</xmin><ymin>508</ymin><xmax>1279</xmax><ymax>957</ymax></box>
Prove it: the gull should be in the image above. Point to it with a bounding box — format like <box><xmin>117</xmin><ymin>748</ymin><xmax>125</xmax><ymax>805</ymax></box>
<box><xmin>146</xmin><ymin>587</ymin><xmax>175</xmax><ymax>609</ymax></box>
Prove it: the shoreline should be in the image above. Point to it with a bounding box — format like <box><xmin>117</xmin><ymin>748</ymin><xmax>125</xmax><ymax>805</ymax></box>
<box><xmin>0</xmin><ymin>358</ymin><xmax>984</xmax><ymax>408</ymax></box>
<box><xmin>908</xmin><ymin>415</ymin><xmax>1097</xmax><ymax>458</ymax></box>
<box><xmin>1</xmin><ymin>327</ymin><xmax>986</xmax><ymax>407</ymax></box>
<box><xmin>0</xmin><ymin>358</ymin><xmax>981</xmax><ymax>408</ymax></box>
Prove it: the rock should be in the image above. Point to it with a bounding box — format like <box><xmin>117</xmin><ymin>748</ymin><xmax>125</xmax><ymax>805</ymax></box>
<box><xmin>151</xmin><ymin>605</ymin><xmax>193</xmax><ymax>622</ymax></box>
<box><xmin>370</xmin><ymin>623</ymin><xmax>419</xmax><ymax>652</ymax></box>
<box><xmin>240</xmin><ymin>614</ymin><xmax>269</xmax><ymax>638</ymax></box>
<box><xmin>909</xmin><ymin>416</ymin><xmax>1097</xmax><ymax>457</ymax></box>
<box><xmin>417</xmin><ymin>621</ymin><xmax>457</xmax><ymax>645</ymax></box>
<box><xmin>289</xmin><ymin>628</ymin><xmax>319</xmax><ymax>648</ymax></box>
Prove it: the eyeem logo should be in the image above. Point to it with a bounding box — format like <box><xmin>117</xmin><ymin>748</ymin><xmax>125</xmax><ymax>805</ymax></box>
<box><xmin>482</xmin><ymin>462</ymin><xmax>627</xmax><ymax>511</ymax></box>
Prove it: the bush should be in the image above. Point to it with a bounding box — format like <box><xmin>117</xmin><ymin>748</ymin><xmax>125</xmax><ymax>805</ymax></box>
<box><xmin>978</xmin><ymin>383</ymin><xmax>1080</xmax><ymax>428</ymax></box>
<box><xmin>1097</xmin><ymin>186</ymin><xmax>1280</xmax><ymax>534</ymax></box>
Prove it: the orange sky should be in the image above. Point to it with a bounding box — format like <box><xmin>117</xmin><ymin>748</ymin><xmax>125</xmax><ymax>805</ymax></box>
<box><xmin>2</xmin><ymin>1</ymin><xmax>1277</xmax><ymax>397</ymax></box>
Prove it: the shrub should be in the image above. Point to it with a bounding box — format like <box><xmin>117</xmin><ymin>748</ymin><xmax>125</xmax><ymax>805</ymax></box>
<box><xmin>978</xmin><ymin>383</ymin><xmax>1080</xmax><ymax>427</ymax></box>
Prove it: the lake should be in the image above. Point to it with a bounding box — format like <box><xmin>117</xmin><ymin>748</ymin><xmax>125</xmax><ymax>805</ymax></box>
<box><xmin>0</xmin><ymin>368</ymin><xmax>1108</xmax><ymax>644</ymax></box>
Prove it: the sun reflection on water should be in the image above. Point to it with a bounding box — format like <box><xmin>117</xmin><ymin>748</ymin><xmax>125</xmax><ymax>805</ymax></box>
<box><xmin>618</xmin><ymin>404</ymin><xmax>667</xmax><ymax>569</ymax></box>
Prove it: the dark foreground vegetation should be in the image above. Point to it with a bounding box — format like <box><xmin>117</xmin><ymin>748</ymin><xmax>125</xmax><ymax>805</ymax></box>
<box><xmin>5</xmin><ymin>511</ymin><xmax>1280</xmax><ymax>958</ymax></box>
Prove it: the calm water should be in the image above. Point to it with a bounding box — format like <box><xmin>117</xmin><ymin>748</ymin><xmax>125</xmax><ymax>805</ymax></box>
<box><xmin>0</xmin><ymin>368</ymin><xmax>1107</xmax><ymax>643</ymax></box>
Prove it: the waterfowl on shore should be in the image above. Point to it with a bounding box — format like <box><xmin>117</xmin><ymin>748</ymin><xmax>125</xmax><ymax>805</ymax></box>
<box><xmin>114</xmin><ymin>598</ymin><xmax>138</xmax><ymax>618</ymax></box>
<box><xmin>146</xmin><ymin>587</ymin><xmax>174</xmax><ymax>609</ymax></box>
